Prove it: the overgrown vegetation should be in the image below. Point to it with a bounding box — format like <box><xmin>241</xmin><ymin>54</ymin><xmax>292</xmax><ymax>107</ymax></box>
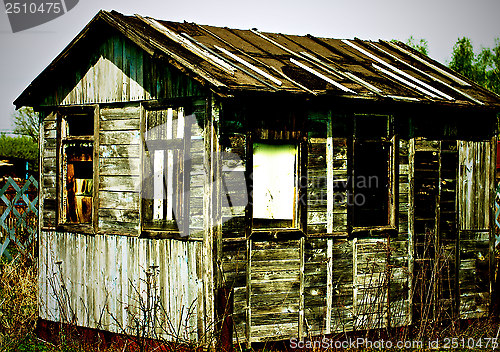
<box><xmin>3</xmin><ymin>234</ymin><xmax>500</xmax><ymax>351</ymax></box>
<box><xmin>0</xmin><ymin>253</ymin><xmax>37</xmax><ymax>351</ymax></box>
<box><xmin>0</xmin><ymin>133</ymin><xmax>39</xmax><ymax>173</ymax></box>
<box><xmin>0</xmin><ymin>134</ymin><xmax>38</xmax><ymax>161</ymax></box>
<box><xmin>449</xmin><ymin>37</ymin><xmax>500</xmax><ymax>95</ymax></box>
<box><xmin>405</xmin><ymin>35</ymin><xmax>429</xmax><ymax>56</ymax></box>
<box><xmin>12</xmin><ymin>106</ymin><xmax>40</xmax><ymax>144</ymax></box>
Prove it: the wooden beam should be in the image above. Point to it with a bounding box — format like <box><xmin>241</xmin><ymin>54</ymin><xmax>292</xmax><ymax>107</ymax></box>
<box><xmin>214</xmin><ymin>45</ymin><xmax>282</xmax><ymax>86</ymax></box>
<box><xmin>93</xmin><ymin>105</ymin><xmax>99</xmax><ymax>234</ymax></box>
<box><xmin>202</xmin><ymin>94</ymin><xmax>214</xmax><ymax>343</ymax></box>
<box><xmin>344</xmin><ymin>40</ymin><xmax>450</xmax><ymax>100</ymax></box>
<box><xmin>202</xmin><ymin>92</ymin><xmax>223</xmax><ymax>346</ymax></box>
<box><xmin>290</xmin><ymin>58</ymin><xmax>356</xmax><ymax>94</ymax></box>
<box><xmin>489</xmin><ymin>136</ymin><xmax>496</xmax><ymax>304</ymax></box>
<box><xmin>381</xmin><ymin>40</ymin><xmax>471</xmax><ymax>87</ymax></box>
<box><xmin>298</xmin><ymin>236</ymin><xmax>305</xmax><ymax>338</ymax></box>
<box><xmin>197</xmin><ymin>25</ymin><xmax>316</xmax><ymax>95</ymax></box>
<box><xmin>408</xmin><ymin>138</ymin><xmax>415</xmax><ymax>325</ymax></box>
<box><xmin>246</xmin><ymin>238</ymin><xmax>252</xmax><ymax>346</ymax></box>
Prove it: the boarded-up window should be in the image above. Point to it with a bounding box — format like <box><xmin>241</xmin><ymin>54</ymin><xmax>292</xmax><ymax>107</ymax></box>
<box><xmin>142</xmin><ymin>107</ymin><xmax>190</xmax><ymax>233</ymax></box>
<box><xmin>252</xmin><ymin>142</ymin><xmax>300</xmax><ymax>228</ymax></box>
<box><xmin>59</xmin><ymin>108</ymin><xmax>96</xmax><ymax>226</ymax></box>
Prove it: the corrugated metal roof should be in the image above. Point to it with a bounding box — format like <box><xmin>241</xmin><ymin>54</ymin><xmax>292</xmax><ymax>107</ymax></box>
<box><xmin>14</xmin><ymin>10</ymin><xmax>500</xmax><ymax>109</ymax></box>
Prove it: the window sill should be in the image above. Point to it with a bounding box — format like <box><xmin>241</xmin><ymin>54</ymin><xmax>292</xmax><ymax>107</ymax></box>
<box><xmin>140</xmin><ymin>230</ymin><xmax>202</xmax><ymax>241</ymax></box>
<box><xmin>250</xmin><ymin>229</ymin><xmax>305</xmax><ymax>240</ymax></box>
<box><xmin>350</xmin><ymin>226</ymin><xmax>398</xmax><ymax>237</ymax></box>
<box><xmin>306</xmin><ymin>232</ymin><xmax>349</xmax><ymax>238</ymax></box>
<box><xmin>57</xmin><ymin>223</ymin><xmax>95</xmax><ymax>235</ymax></box>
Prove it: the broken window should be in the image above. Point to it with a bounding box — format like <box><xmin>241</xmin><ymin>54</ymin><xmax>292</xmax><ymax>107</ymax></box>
<box><xmin>306</xmin><ymin>113</ymin><xmax>395</xmax><ymax>235</ymax></box>
<box><xmin>352</xmin><ymin>114</ymin><xmax>394</xmax><ymax>229</ymax></box>
<box><xmin>59</xmin><ymin>108</ymin><xmax>96</xmax><ymax>228</ymax></box>
<box><xmin>142</xmin><ymin>107</ymin><xmax>190</xmax><ymax>234</ymax></box>
<box><xmin>252</xmin><ymin>142</ymin><xmax>301</xmax><ymax>229</ymax></box>
<box><xmin>352</xmin><ymin>141</ymin><xmax>390</xmax><ymax>227</ymax></box>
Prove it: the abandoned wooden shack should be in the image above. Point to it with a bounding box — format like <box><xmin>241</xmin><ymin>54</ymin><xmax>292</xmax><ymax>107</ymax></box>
<box><xmin>14</xmin><ymin>10</ymin><xmax>500</xmax><ymax>345</ymax></box>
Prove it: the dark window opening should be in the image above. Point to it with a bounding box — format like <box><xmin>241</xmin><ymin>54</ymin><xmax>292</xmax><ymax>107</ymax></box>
<box><xmin>353</xmin><ymin>141</ymin><xmax>390</xmax><ymax>227</ymax></box>
<box><xmin>66</xmin><ymin>114</ymin><xmax>94</xmax><ymax>136</ymax></box>
<box><xmin>354</xmin><ymin>115</ymin><xmax>389</xmax><ymax>139</ymax></box>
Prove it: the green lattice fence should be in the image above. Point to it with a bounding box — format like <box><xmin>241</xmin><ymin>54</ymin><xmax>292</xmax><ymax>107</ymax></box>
<box><xmin>0</xmin><ymin>176</ymin><xmax>38</xmax><ymax>261</ymax></box>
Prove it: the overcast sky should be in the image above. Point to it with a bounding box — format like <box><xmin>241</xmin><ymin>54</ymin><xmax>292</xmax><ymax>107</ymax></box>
<box><xmin>0</xmin><ymin>0</ymin><xmax>499</xmax><ymax>134</ymax></box>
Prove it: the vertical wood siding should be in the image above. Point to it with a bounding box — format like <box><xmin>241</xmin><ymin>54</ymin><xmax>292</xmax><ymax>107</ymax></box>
<box><xmin>40</xmin><ymin>34</ymin><xmax>204</xmax><ymax>107</ymax></box>
<box><xmin>221</xmin><ymin>241</ymin><xmax>247</xmax><ymax>342</ymax></box>
<box><xmin>437</xmin><ymin>141</ymin><xmax>459</xmax><ymax>320</ymax></box>
<box><xmin>330</xmin><ymin>139</ymin><xmax>348</xmax><ymax>233</ymax></box>
<box><xmin>303</xmin><ymin>238</ymin><xmax>327</xmax><ymax>336</ymax></box>
<box><xmin>221</xmin><ymin>134</ymin><xmax>247</xmax><ymax>240</ymax></box>
<box><xmin>306</xmin><ymin>138</ymin><xmax>327</xmax><ymax>234</ymax></box>
<box><xmin>329</xmin><ymin>239</ymin><xmax>354</xmax><ymax>333</ymax></box>
<box><xmin>389</xmin><ymin>139</ymin><xmax>411</xmax><ymax>328</ymax></box>
<box><xmin>412</xmin><ymin>139</ymin><xmax>440</xmax><ymax>322</ymax></box>
<box><xmin>188</xmin><ymin>99</ymin><xmax>206</xmax><ymax>238</ymax></box>
<box><xmin>39</xmin><ymin>230</ymin><xmax>203</xmax><ymax>341</ymax></box>
<box><xmin>458</xmin><ymin>141</ymin><xmax>493</xmax><ymax>231</ymax></box>
<box><xmin>411</xmin><ymin>139</ymin><xmax>459</xmax><ymax>323</ymax></box>
<box><xmin>458</xmin><ymin>140</ymin><xmax>495</xmax><ymax>319</ymax></box>
<box><xmin>353</xmin><ymin>238</ymin><xmax>389</xmax><ymax>330</ymax></box>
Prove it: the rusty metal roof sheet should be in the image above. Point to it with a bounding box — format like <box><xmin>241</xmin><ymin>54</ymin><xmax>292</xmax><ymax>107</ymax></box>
<box><xmin>14</xmin><ymin>10</ymin><xmax>500</xmax><ymax>109</ymax></box>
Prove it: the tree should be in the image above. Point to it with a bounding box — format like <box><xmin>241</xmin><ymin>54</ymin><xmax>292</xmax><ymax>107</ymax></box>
<box><xmin>11</xmin><ymin>107</ymin><xmax>40</xmax><ymax>144</ymax></box>
<box><xmin>405</xmin><ymin>36</ymin><xmax>429</xmax><ymax>56</ymax></box>
<box><xmin>449</xmin><ymin>37</ymin><xmax>500</xmax><ymax>95</ymax></box>
<box><xmin>0</xmin><ymin>134</ymin><xmax>39</xmax><ymax>173</ymax></box>
<box><xmin>449</xmin><ymin>37</ymin><xmax>475</xmax><ymax>81</ymax></box>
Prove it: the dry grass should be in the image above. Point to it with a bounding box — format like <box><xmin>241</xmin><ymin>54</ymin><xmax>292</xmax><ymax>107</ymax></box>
<box><xmin>0</xmin><ymin>253</ymin><xmax>38</xmax><ymax>350</ymax></box>
<box><xmin>1</xmin><ymin>235</ymin><xmax>500</xmax><ymax>351</ymax></box>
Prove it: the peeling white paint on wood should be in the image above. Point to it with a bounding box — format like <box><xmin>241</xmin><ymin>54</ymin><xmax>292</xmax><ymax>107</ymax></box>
<box><xmin>38</xmin><ymin>231</ymin><xmax>204</xmax><ymax>340</ymax></box>
<box><xmin>153</xmin><ymin>150</ymin><xmax>165</xmax><ymax>220</ymax></box>
<box><xmin>253</xmin><ymin>143</ymin><xmax>297</xmax><ymax>220</ymax></box>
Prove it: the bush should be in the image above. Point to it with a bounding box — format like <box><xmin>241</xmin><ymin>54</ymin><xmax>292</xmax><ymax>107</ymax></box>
<box><xmin>0</xmin><ymin>254</ymin><xmax>38</xmax><ymax>351</ymax></box>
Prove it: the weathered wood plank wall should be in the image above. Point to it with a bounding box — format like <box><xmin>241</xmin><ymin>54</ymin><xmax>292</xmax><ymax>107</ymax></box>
<box><xmin>219</xmin><ymin>135</ymin><xmax>496</xmax><ymax>342</ymax></box>
<box><xmin>458</xmin><ymin>140</ymin><xmax>495</xmax><ymax>319</ymax></box>
<box><xmin>412</xmin><ymin>139</ymin><xmax>459</xmax><ymax>322</ymax></box>
<box><xmin>37</xmin><ymin>42</ymin><xmax>497</xmax><ymax>344</ymax></box>
<box><xmin>40</xmin><ymin>111</ymin><xmax>57</xmax><ymax>228</ymax></box>
<box><xmin>39</xmin><ymin>230</ymin><xmax>204</xmax><ymax>341</ymax></box>
<box><xmin>40</xmin><ymin>34</ymin><xmax>204</xmax><ymax>107</ymax></box>
<box><xmin>389</xmin><ymin>139</ymin><xmax>411</xmax><ymax>328</ymax></box>
<box><xmin>221</xmin><ymin>241</ymin><xmax>247</xmax><ymax>341</ymax></box>
<box><xmin>189</xmin><ymin>99</ymin><xmax>207</xmax><ymax>238</ymax></box>
<box><xmin>99</xmin><ymin>106</ymin><xmax>141</xmax><ymax>235</ymax></box>
<box><xmin>248</xmin><ymin>239</ymin><xmax>301</xmax><ymax>342</ymax></box>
